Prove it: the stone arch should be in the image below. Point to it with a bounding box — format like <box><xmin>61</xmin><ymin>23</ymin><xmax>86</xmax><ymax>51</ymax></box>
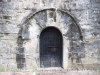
<box><xmin>21</xmin><ymin>8</ymin><xmax>83</xmax><ymax>40</ymax></box>
<box><xmin>17</xmin><ymin>8</ymin><xmax>84</xmax><ymax>69</ymax></box>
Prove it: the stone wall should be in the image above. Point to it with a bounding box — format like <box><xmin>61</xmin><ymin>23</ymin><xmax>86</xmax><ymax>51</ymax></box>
<box><xmin>0</xmin><ymin>0</ymin><xmax>100</xmax><ymax>70</ymax></box>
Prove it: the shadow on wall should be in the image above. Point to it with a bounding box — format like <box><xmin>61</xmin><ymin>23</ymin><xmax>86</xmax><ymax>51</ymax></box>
<box><xmin>16</xmin><ymin>36</ymin><xmax>25</xmax><ymax>69</ymax></box>
<box><xmin>67</xmin><ymin>23</ymin><xmax>85</xmax><ymax>69</ymax></box>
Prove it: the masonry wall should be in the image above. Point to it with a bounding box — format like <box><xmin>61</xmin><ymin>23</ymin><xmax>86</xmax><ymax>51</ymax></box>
<box><xmin>0</xmin><ymin>0</ymin><xmax>100</xmax><ymax>70</ymax></box>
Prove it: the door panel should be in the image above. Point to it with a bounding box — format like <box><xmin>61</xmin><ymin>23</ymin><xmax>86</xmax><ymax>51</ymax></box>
<box><xmin>40</xmin><ymin>27</ymin><xmax>62</xmax><ymax>67</ymax></box>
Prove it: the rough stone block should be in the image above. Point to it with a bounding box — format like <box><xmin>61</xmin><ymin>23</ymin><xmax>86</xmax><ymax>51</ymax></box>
<box><xmin>0</xmin><ymin>0</ymin><xmax>100</xmax><ymax>70</ymax></box>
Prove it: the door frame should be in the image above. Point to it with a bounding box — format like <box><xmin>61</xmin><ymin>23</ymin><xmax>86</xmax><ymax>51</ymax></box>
<box><xmin>38</xmin><ymin>26</ymin><xmax>69</xmax><ymax>69</ymax></box>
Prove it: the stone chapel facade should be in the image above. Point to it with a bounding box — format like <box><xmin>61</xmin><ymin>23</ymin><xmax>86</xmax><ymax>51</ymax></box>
<box><xmin>0</xmin><ymin>0</ymin><xmax>100</xmax><ymax>70</ymax></box>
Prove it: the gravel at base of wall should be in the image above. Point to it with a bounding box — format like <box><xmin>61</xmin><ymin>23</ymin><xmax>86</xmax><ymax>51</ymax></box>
<box><xmin>0</xmin><ymin>70</ymin><xmax>100</xmax><ymax>75</ymax></box>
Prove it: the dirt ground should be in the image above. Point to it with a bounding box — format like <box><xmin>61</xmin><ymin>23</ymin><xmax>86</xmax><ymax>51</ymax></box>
<box><xmin>38</xmin><ymin>70</ymin><xmax>100</xmax><ymax>75</ymax></box>
<box><xmin>0</xmin><ymin>70</ymin><xmax>100</xmax><ymax>75</ymax></box>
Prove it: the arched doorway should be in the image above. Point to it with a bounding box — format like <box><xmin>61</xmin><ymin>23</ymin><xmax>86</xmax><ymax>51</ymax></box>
<box><xmin>40</xmin><ymin>27</ymin><xmax>63</xmax><ymax>67</ymax></box>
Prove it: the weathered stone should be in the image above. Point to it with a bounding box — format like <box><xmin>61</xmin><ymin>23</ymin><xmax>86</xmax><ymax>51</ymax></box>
<box><xmin>0</xmin><ymin>0</ymin><xmax>100</xmax><ymax>70</ymax></box>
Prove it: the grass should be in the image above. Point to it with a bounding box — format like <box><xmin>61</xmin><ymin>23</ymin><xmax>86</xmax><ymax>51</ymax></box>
<box><xmin>0</xmin><ymin>65</ymin><xmax>6</xmax><ymax>72</ymax></box>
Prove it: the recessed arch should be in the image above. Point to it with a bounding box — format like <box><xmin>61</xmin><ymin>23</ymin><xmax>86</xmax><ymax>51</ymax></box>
<box><xmin>21</xmin><ymin>8</ymin><xmax>83</xmax><ymax>40</ymax></box>
<box><xmin>39</xmin><ymin>27</ymin><xmax>63</xmax><ymax>67</ymax></box>
<box><xmin>19</xmin><ymin>8</ymin><xmax>84</xmax><ymax>69</ymax></box>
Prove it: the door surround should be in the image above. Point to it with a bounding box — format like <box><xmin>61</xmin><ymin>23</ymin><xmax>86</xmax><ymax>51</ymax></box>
<box><xmin>21</xmin><ymin>8</ymin><xmax>82</xmax><ymax>69</ymax></box>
